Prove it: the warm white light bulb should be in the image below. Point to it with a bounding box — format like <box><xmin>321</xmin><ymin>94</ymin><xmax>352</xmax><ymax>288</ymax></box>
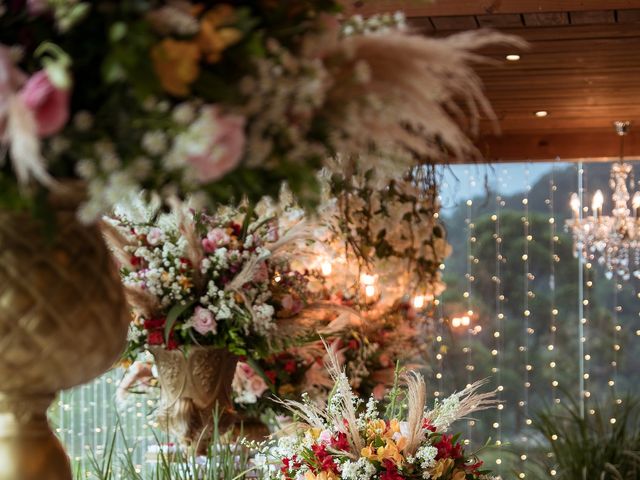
<box><xmin>320</xmin><ymin>261</ymin><xmax>332</xmax><ymax>276</ymax></box>
<box><xmin>451</xmin><ymin>317</ymin><xmax>461</xmax><ymax>328</ymax></box>
<box><xmin>413</xmin><ymin>295</ymin><xmax>425</xmax><ymax>309</ymax></box>
<box><xmin>592</xmin><ymin>189</ymin><xmax>604</xmax><ymax>212</ymax></box>
<box><xmin>461</xmin><ymin>315</ymin><xmax>471</xmax><ymax>326</ymax></box>
<box><xmin>360</xmin><ymin>273</ymin><xmax>376</xmax><ymax>285</ymax></box>
<box><xmin>365</xmin><ymin>285</ymin><xmax>376</xmax><ymax>298</ymax></box>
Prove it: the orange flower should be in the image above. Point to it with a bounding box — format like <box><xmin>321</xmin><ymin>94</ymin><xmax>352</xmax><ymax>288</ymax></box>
<box><xmin>197</xmin><ymin>5</ymin><xmax>243</xmax><ymax>63</ymax></box>
<box><xmin>429</xmin><ymin>458</ymin><xmax>454</xmax><ymax>479</ymax></box>
<box><xmin>452</xmin><ymin>470</ymin><xmax>466</xmax><ymax>480</ymax></box>
<box><xmin>151</xmin><ymin>38</ymin><xmax>201</xmax><ymax>96</ymax></box>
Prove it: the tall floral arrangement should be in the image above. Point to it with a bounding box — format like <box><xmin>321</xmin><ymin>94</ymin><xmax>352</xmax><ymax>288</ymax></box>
<box><xmin>267</xmin><ymin>345</ymin><xmax>499</xmax><ymax>480</ymax></box>
<box><xmin>0</xmin><ymin>2</ymin><xmax>522</xmax><ymax>220</ymax></box>
<box><xmin>103</xmin><ymin>196</ymin><xmax>319</xmax><ymax>361</ymax></box>
<box><xmin>231</xmin><ymin>298</ymin><xmax>433</xmax><ymax>419</ymax></box>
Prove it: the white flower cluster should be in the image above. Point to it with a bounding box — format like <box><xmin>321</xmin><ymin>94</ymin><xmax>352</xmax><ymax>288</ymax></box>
<box><xmin>427</xmin><ymin>392</ymin><xmax>461</xmax><ymax>432</ymax></box>
<box><xmin>123</xmin><ymin>231</ymin><xmax>192</xmax><ymax>308</ymax></box>
<box><xmin>415</xmin><ymin>444</ymin><xmax>438</xmax><ymax>478</ymax></box>
<box><xmin>341</xmin><ymin>457</ymin><xmax>376</xmax><ymax>480</ymax></box>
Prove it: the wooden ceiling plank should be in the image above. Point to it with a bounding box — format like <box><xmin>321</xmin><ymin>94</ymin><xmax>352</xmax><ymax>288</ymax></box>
<box><xmin>522</xmin><ymin>12</ymin><xmax>569</xmax><ymax>26</ymax></box>
<box><xmin>345</xmin><ymin>1</ymin><xmax>640</xmax><ymax>17</ymax></box>
<box><xmin>476</xmin><ymin>13</ymin><xmax>524</xmax><ymax>28</ymax></box>
<box><xmin>475</xmin><ymin>131</ymin><xmax>640</xmax><ymax>161</ymax></box>
<box><xmin>617</xmin><ymin>9</ymin><xmax>640</xmax><ymax>21</ymax></box>
<box><xmin>430</xmin><ymin>15</ymin><xmax>478</xmax><ymax>30</ymax></box>
<box><xmin>569</xmin><ymin>10</ymin><xmax>617</xmax><ymax>24</ymax></box>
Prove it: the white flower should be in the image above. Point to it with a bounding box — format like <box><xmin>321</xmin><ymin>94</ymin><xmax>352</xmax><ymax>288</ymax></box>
<box><xmin>142</xmin><ymin>130</ymin><xmax>168</xmax><ymax>155</ymax></box>
<box><xmin>172</xmin><ymin>102</ymin><xmax>197</xmax><ymax>124</ymax></box>
<box><xmin>75</xmin><ymin>158</ymin><xmax>96</xmax><ymax>179</ymax></box>
<box><xmin>73</xmin><ymin>110</ymin><xmax>93</xmax><ymax>131</ymax></box>
<box><xmin>416</xmin><ymin>444</ymin><xmax>437</xmax><ymax>473</ymax></box>
<box><xmin>341</xmin><ymin>458</ymin><xmax>376</xmax><ymax>480</ymax></box>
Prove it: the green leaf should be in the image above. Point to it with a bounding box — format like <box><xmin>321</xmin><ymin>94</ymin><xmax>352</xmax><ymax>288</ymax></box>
<box><xmin>164</xmin><ymin>300</ymin><xmax>195</xmax><ymax>344</ymax></box>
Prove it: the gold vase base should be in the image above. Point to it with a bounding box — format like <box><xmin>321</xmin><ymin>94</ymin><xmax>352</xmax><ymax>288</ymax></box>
<box><xmin>0</xmin><ymin>394</ymin><xmax>72</xmax><ymax>480</ymax></box>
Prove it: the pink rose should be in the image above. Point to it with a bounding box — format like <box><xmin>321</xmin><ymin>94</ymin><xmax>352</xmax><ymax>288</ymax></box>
<box><xmin>281</xmin><ymin>294</ymin><xmax>303</xmax><ymax>315</ymax></box>
<box><xmin>146</xmin><ymin>227</ymin><xmax>165</xmax><ymax>246</ymax></box>
<box><xmin>373</xmin><ymin>383</ymin><xmax>387</xmax><ymax>400</ymax></box>
<box><xmin>191</xmin><ymin>306</ymin><xmax>217</xmax><ymax>335</ymax></box>
<box><xmin>318</xmin><ymin>430</ymin><xmax>332</xmax><ymax>445</ymax></box>
<box><xmin>202</xmin><ymin>227</ymin><xmax>230</xmax><ymax>253</ymax></box>
<box><xmin>20</xmin><ymin>70</ymin><xmax>70</xmax><ymax>137</ymax></box>
<box><xmin>249</xmin><ymin>375</ymin><xmax>268</xmax><ymax>398</ymax></box>
<box><xmin>187</xmin><ymin>106</ymin><xmax>245</xmax><ymax>183</ymax></box>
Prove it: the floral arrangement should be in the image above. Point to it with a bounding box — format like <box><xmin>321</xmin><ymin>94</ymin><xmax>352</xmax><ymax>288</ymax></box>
<box><xmin>267</xmin><ymin>346</ymin><xmax>499</xmax><ymax>480</ymax></box>
<box><xmin>103</xmin><ymin>196</ymin><xmax>318</xmax><ymax>361</ymax></box>
<box><xmin>319</xmin><ymin>167</ymin><xmax>452</xmax><ymax>309</ymax></box>
<box><xmin>0</xmin><ymin>1</ymin><xmax>521</xmax><ymax>221</ymax></box>
<box><xmin>232</xmin><ymin>299</ymin><xmax>432</xmax><ymax>418</ymax></box>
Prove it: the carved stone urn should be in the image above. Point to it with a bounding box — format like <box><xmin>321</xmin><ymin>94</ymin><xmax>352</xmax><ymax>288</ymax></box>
<box><xmin>0</xmin><ymin>187</ymin><xmax>130</xmax><ymax>480</ymax></box>
<box><xmin>151</xmin><ymin>346</ymin><xmax>238</xmax><ymax>454</ymax></box>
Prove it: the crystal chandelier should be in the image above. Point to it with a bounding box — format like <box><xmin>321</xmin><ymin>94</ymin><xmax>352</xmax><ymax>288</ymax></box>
<box><xmin>567</xmin><ymin>121</ymin><xmax>640</xmax><ymax>280</ymax></box>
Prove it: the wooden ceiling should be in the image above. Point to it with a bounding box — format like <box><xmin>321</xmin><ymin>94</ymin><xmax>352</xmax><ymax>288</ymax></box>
<box><xmin>348</xmin><ymin>1</ymin><xmax>640</xmax><ymax>161</ymax></box>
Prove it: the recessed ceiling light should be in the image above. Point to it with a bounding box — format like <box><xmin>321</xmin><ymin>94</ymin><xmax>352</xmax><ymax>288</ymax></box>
<box><xmin>506</xmin><ymin>54</ymin><xmax>521</xmax><ymax>61</ymax></box>
<box><xmin>535</xmin><ymin>110</ymin><xmax>548</xmax><ymax>117</ymax></box>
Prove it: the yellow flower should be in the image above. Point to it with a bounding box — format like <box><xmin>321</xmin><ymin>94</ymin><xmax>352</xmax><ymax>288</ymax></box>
<box><xmin>198</xmin><ymin>5</ymin><xmax>243</xmax><ymax>63</ymax></box>
<box><xmin>151</xmin><ymin>38</ymin><xmax>201</xmax><ymax>96</ymax></box>
<box><xmin>429</xmin><ymin>458</ymin><xmax>454</xmax><ymax>479</ymax></box>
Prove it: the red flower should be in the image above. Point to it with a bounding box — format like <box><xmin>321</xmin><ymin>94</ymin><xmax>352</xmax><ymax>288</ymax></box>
<box><xmin>148</xmin><ymin>331</ymin><xmax>164</xmax><ymax>345</ymax></box>
<box><xmin>380</xmin><ymin>459</ymin><xmax>404</xmax><ymax>480</ymax></box>
<box><xmin>130</xmin><ymin>256</ymin><xmax>141</xmax><ymax>267</ymax></box>
<box><xmin>330</xmin><ymin>432</ymin><xmax>350</xmax><ymax>451</ymax></box>
<box><xmin>422</xmin><ymin>418</ymin><xmax>437</xmax><ymax>432</ymax></box>
<box><xmin>311</xmin><ymin>444</ymin><xmax>338</xmax><ymax>473</ymax></box>
<box><xmin>144</xmin><ymin>317</ymin><xmax>166</xmax><ymax>330</ymax></box>
<box><xmin>434</xmin><ymin>434</ymin><xmax>463</xmax><ymax>461</ymax></box>
<box><xmin>465</xmin><ymin>459</ymin><xmax>484</xmax><ymax>473</ymax></box>
<box><xmin>347</xmin><ymin>339</ymin><xmax>359</xmax><ymax>350</ymax></box>
<box><xmin>265</xmin><ymin>370</ymin><xmax>277</xmax><ymax>384</ymax></box>
<box><xmin>284</xmin><ymin>360</ymin><xmax>297</xmax><ymax>374</ymax></box>
<box><xmin>230</xmin><ymin>222</ymin><xmax>241</xmax><ymax>236</ymax></box>
<box><xmin>166</xmin><ymin>334</ymin><xmax>179</xmax><ymax>350</ymax></box>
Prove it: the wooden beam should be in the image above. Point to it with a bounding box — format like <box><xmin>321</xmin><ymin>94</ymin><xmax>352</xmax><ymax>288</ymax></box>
<box><xmin>346</xmin><ymin>0</ymin><xmax>640</xmax><ymax>17</ymax></box>
<box><xmin>476</xmin><ymin>131</ymin><xmax>640</xmax><ymax>161</ymax></box>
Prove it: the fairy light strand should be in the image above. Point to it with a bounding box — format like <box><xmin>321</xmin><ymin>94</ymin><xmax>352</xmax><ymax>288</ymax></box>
<box><xmin>519</xmin><ymin>167</ymin><xmax>532</xmax><ymax>479</ymax></box>
<box><xmin>464</xmin><ymin>192</ymin><xmax>475</xmax><ymax>444</ymax></box>
<box><xmin>492</xmin><ymin>193</ymin><xmax>505</xmax><ymax>474</ymax></box>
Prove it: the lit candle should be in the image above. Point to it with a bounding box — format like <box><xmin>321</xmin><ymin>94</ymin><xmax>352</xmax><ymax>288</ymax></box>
<box><xmin>632</xmin><ymin>192</ymin><xmax>640</xmax><ymax>218</ymax></box>
<box><xmin>570</xmin><ymin>193</ymin><xmax>580</xmax><ymax>219</ymax></box>
<box><xmin>592</xmin><ymin>190</ymin><xmax>604</xmax><ymax>219</ymax></box>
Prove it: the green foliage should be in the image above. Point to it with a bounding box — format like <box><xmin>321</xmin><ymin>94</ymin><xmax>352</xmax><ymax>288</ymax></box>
<box><xmin>83</xmin><ymin>412</ymin><xmax>254</xmax><ymax>480</ymax></box>
<box><xmin>533</xmin><ymin>395</ymin><xmax>640</xmax><ymax>479</ymax></box>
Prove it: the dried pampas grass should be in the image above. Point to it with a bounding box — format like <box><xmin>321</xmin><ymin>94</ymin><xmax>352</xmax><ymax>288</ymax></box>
<box><xmin>323</xmin><ymin>29</ymin><xmax>527</xmax><ymax>168</ymax></box>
